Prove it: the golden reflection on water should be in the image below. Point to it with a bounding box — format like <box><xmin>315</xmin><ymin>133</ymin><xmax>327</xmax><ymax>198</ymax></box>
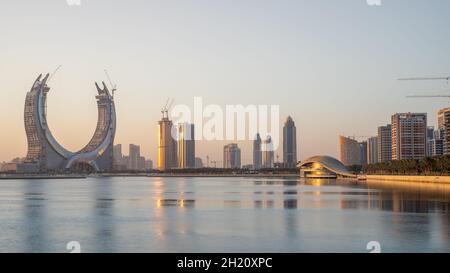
<box><xmin>309</xmin><ymin>179</ymin><xmax>324</xmax><ymax>187</ymax></box>
<box><xmin>150</xmin><ymin>177</ymin><xmax>450</xmax><ymax>214</ymax></box>
<box><xmin>154</xmin><ymin>178</ymin><xmax>195</xmax><ymax>209</ymax></box>
<box><xmin>365</xmin><ymin>179</ymin><xmax>450</xmax><ymax>195</ymax></box>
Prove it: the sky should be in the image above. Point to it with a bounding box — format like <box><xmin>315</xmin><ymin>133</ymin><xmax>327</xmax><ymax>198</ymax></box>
<box><xmin>1</xmin><ymin>0</ymin><xmax>450</xmax><ymax>165</ymax></box>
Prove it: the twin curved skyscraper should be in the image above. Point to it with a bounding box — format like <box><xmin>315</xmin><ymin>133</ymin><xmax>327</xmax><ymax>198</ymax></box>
<box><xmin>21</xmin><ymin>74</ymin><xmax>116</xmax><ymax>173</ymax></box>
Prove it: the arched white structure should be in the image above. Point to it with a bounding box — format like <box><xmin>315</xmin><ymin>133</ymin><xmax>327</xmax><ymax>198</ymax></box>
<box><xmin>22</xmin><ymin>74</ymin><xmax>116</xmax><ymax>173</ymax></box>
<box><xmin>299</xmin><ymin>156</ymin><xmax>356</xmax><ymax>179</ymax></box>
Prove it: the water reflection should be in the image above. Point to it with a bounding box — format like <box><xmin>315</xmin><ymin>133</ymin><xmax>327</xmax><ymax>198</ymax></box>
<box><xmin>283</xmin><ymin>199</ymin><xmax>298</xmax><ymax>209</ymax></box>
<box><xmin>157</xmin><ymin>199</ymin><xmax>195</xmax><ymax>208</ymax></box>
<box><xmin>152</xmin><ymin>178</ymin><xmax>199</xmax><ymax>251</ymax></box>
<box><xmin>21</xmin><ymin>181</ymin><xmax>48</xmax><ymax>253</ymax></box>
<box><xmin>1</xmin><ymin>177</ymin><xmax>450</xmax><ymax>252</ymax></box>
<box><xmin>92</xmin><ymin>178</ymin><xmax>116</xmax><ymax>252</ymax></box>
<box><xmin>249</xmin><ymin>178</ymin><xmax>450</xmax><ymax>214</ymax></box>
<box><xmin>331</xmin><ymin>180</ymin><xmax>450</xmax><ymax>214</ymax></box>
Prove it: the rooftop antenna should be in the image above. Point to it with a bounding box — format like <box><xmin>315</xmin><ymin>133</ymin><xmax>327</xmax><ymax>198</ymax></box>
<box><xmin>104</xmin><ymin>69</ymin><xmax>118</xmax><ymax>98</ymax></box>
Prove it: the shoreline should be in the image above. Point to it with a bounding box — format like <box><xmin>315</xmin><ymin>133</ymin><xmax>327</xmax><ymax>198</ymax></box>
<box><xmin>0</xmin><ymin>174</ymin><xmax>87</xmax><ymax>180</ymax></box>
<box><xmin>366</xmin><ymin>175</ymin><xmax>450</xmax><ymax>185</ymax></box>
<box><xmin>0</xmin><ymin>173</ymin><xmax>300</xmax><ymax>180</ymax></box>
<box><xmin>2</xmin><ymin>173</ymin><xmax>450</xmax><ymax>185</ymax></box>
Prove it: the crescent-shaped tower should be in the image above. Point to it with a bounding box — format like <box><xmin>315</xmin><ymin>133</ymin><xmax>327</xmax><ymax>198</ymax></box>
<box><xmin>21</xmin><ymin>74</ymin><xmax>116</xmax><ymax>173</ymax></box>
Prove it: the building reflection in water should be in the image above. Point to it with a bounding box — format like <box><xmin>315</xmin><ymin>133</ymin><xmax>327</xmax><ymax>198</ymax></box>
<box><xmin>8</xmin><ymin>176</ymin><xmax>450</xmax><ymax>252</ymax></box>
<box><xmin>250</xmin><ymin>178</ymin><xmax>450</xmax><ymax>214</ymax></box>
<box><xmin>157</xmin><ymin>199</ymin><xmax>195</xmax><ymax>208</ymax></box>
<box><xmin>153</xmin><ymin>177</ymin><xmax>197</xmax><ymax>251</ymax></box>
<box><xmin>21</xmin><ymin>181</ymin><xmax>49</xmax><ymax>253</ymax></box>
<box><xmin>249</xmin><ymin>178</ymin><xmax>450</xmax><ymax>246</ymax></box>
<box><xmin>340</xmin><ymin>180</ymin><xmax>450</xmax><ymax>214</ymax></box>
<box><xmin>92</xmin><ymin>178</ymin><xmax>116</xmax><ymax>253</ymax></box>
<box><xmin>155</xmin><ymin>177</ymin><xmax>196</xmax><ymax>209</ymax></box>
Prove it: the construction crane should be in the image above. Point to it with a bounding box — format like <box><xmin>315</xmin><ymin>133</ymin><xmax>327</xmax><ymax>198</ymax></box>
<box><xmin>210</xmin><ymin>160</ymin><xmax>221</xmax><ymax>168</ymax></box>
<box><xmin>43</xmin><ymin>65</ymin><xmax>63</xmax><ymax>118</ymax></box>
<box><xmin>104</xmin><ymin>69</ymin><xmax>118</xmax><ymax>98</ymax></box>
<box><xmin>341</xmin><ymin>135</ymin><xmax>372</xmax><ymax>140</ymax></box>
<box><xmin>48</xmin><ymin>65</ymin><xmax>62</xmax><ymax>83</ymax></box>
<box><xmin>398</xmin><ymin>76</ymin><xmax>450</xmax><ymax>83</ymax></box>
<box><xmin>161</xmin><ymin>98</ymin><xmax>174</xmax><ymax>119</ymax></box>
<box><xmin>210</xmin><ymin>161</ymin><xmax>217</xmax><ymax>168</ymax></box>
<box><xmin>399</xmin><ymin>75</ymin><xmax>450</xmax><ymax>100</ymax></box>
<box><xmin>407</xmin><ymin>94</ymin><xmax>450</xmax><ymax>99</ymax></box>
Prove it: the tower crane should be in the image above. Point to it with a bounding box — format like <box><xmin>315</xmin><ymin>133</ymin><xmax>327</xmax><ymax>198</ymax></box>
<box><xmin>104</xmin><ymin>69</ymin><xmax>118</xmax><ymax>98</ymax></box>
<box><xmin>161</xmin><ymin>98</ymin><xmax>175</xmax><ymax>119</ymax></box>
<box><xmin>44</xmin><ymin>65</ymin><xmax>63</xmax><ymax>118</ymax></box>
<box><xmin>161</xmin><ymin>98</ymin><xmax>170</xmax><ymax>118</ymax></box>
<box><xmin>398</xmin><ymin>76</ymin><xmax>449</xmax><ymax>83</ymax></box>
<box><xmin>341</xmin><ymin>135</ymin><xmax>372</xmax><ymax>140</ymax></box>
<box><xmin>351</xmin><ymin>135</ymin><xmax>372</xmax><ymax>139</ymax></box>
<box><xmin>210</xmin><ymin>160</ymin><xmax>221</xmax><ymax>168</ymax></box>
<box><xmin>48</xmin><ymin>65</ymin><xmax>62</xmax><ymax>83</ymax></box>
<box><xmin>399</xmin><ymin>75</ymin><xmax>450</xmax><ymax>100</ymax></box>
<box><xmin>407</xmin><ymin>94</ymin><xmax>450</xmax><ymax>99</ymax></box>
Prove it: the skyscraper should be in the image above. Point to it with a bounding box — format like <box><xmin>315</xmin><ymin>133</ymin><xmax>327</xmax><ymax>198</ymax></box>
<box><xmin>129</xmin><ymin>144</ymin><xmax>141</xmax><ymax>170</ymax></box>
<box><xmin>113</xmin><ymin>144</ymin><xmax>123</xmax><ymax>168</ymax></box>
<box><xmin>377</xmin><ymin>124</ymin><xmax>392</xmax><ymax>162</ymax></box>
<box><xmin>253</xmin><ymin>133</ymin><xmax>262</xmax><ymax>170</ymax></box>
<box><xmin>437</xmin><ymin>107</ymin><xmax>450</xmax><ymax>155</ymax></box>
<box><xmin>426</xmin><ymin>126</ymin><xmax>435</xmax><ymax>157</ymax></box>
<box><xmin>263</xmin><ymin>136</ymin><xmax>274</xmax><ymax>168</ymax></box>
<box><xmin>283</xmin><ymin>116</ymin><xmax>297</xmax><ymax>168</ymax></box>
<box><xmin>359</xmin><ymin>141</ymin><xmax>368</xmax><ymax>166</ymax></box>
<box><xmin>430</xmin><ymin>128</ymin><xmax>444</xmax><ymax>156</ymax></box>
<box><xmin>391</xmin><ymin>113</ymin><xmax>427</xmax><ymax>160</ymax></box>
<box><xmin>367</xmin><ymin>137</ymin><xmax>378</xmax><ymax>164</ymax></box>
<box><xmin>223</xmin><ymin>144</ymin><xmax>241</xmax><ymax>169</ymax></box>
<box><xmin>145</xmin><ymin>159</ymin><xmax>154</xmax><ymax>170</ymax></box>
<box><xmin>339</xmin><ymin>136</ymin><xmax>360</xmax><ymax>166</ymax></box>
<box><xmin>195</xmin><ymin>157</ymin><xmax>204</xmax><ymax>168</ymax></box>
<box><xmin>426</xmin><ymin>128</ymin><xmax>445</xmax><ymax>157</ymax></box>
<box><xmin>158</xmin><ymin>113</ymin><xmax>177</xmax><ymax>171</ymax></box>
<box><xmin>177</xmin><ymin>123</ymin><xmax>196</xmax><ymax>169</ymax></box>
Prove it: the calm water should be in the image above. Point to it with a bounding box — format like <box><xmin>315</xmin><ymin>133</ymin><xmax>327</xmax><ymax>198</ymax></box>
<box><xmin>0</xmin><ymin>177</ymin><xmax>450</xmax><ymax>253</ymax></box>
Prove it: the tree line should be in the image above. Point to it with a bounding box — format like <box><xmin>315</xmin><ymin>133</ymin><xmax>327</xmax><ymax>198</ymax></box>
<box><xmin>363</xmin><ymin>155</ymin><xmax>450</xmax><ymax>176</ymax></box>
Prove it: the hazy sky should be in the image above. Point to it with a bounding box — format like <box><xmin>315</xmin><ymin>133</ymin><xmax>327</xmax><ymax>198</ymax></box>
<box><xmin>1</xmin><ymin>0</ymin><xmax>450</xmax><ymax>165</ymax></box>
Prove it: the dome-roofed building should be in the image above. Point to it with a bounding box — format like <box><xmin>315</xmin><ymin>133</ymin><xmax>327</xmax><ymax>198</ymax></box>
<box><xmin>298</xmin><ymin>156</ymin><xmax>356</xmax><ymax>179</ymax></box>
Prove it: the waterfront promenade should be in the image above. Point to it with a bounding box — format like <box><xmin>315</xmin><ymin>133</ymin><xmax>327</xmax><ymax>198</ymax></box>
<box><xmin>0</xmin><ymin>172</ymin><xmax>299</xmax><ymax>180</ymax></box>
<box><xmin>366</xmin><ymin>175</ymin><xmax>450</xmax><ymax>185</ymax></box>
<box><xmin>3</xmin><ymin>173</ymin><xmax>450</xmax><ymax>185</ymax></box>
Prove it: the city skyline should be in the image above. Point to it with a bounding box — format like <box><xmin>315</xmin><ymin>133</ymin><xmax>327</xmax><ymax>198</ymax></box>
<box><xmin>2</xmin><ymin>75</ymin><xmax>449</xmax><ymax>170</ymax></box>
<box><xmin>1</xmin><ymin>1</ymin><xmax>450</xmax><ymax>164</ymax></box>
